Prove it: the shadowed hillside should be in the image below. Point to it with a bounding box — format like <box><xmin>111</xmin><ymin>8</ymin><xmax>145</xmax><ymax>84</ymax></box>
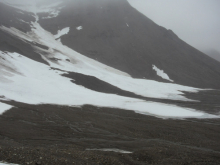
<box><xmin>38</xmin><ymin>0</ymin><xmax>220</xmax><ymax>89</ymax></box>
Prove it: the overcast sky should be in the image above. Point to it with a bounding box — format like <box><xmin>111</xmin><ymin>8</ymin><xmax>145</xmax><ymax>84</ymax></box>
<box><xmin>127</xmin><ymin>0</ymin><xmax>220</xmax><ymax>53</ymax></box>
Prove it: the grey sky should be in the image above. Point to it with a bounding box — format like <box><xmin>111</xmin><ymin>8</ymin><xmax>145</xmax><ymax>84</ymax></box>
<box><xmin>127</xmin><ymin>0</ymin><xmax>220</xmax><ymax>53</ymax></box>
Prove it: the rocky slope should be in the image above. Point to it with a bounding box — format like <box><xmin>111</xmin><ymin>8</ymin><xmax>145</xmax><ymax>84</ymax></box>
<box><xmin>0</xmin><ymin>0</ymin><xmax>220</xmax><ymax>164</ymax></box>
<box><xmin>38</xmin><ymin>0</ymin><xmax>220</xmax><ymax>89</ymax></box>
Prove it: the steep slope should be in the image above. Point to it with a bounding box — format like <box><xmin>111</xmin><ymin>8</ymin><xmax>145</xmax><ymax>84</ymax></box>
<box><xmin>0</xmin><ymin>0</ymin><xmax>217</xmax><ymax>120</ymax></box>
<box><xmin>37</xmin><ymin>0</ymin><xmax>220</xmax><ymax>89</ymax></box>
<box><xmin>0</xmin><ymin>2</ymin><xmax>48</xmax><ymax>65</ymax></box>
<box><xmin>0</xmin><ymin>0</ymin><xmax>219</xmax><ymax>119</ymax></box>
<box><xmin>0</xmin><ymin>1</ymin><xmax>220</xmax><ymax>164</ymax></box>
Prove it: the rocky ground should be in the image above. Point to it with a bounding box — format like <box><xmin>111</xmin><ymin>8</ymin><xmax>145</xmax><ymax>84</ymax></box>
<box><xmin>0</xmin><ymin>90</ymin><xmax>220</xmax><ymax>165</ymax></box>
<box><xmin>0</xmin><ymin>1</ymin><xmax>220</xmax><ymax>164</ymax></box>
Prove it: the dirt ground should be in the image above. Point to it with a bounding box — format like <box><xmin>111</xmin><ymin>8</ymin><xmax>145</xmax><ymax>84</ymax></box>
<box><xmin>0</xmin><ymin>93</ymin><xmax>220</xmax><ymax>165</ymax></box>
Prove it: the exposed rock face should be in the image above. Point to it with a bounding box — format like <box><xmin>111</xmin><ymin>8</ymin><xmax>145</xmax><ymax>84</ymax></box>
<box><xmin>37</xmin><ymin>0</ymin><xmax>220</xmax><ymax>89</ymax></box>
<box><xmin>0</xmin><ymin>2</ymin><xmax>48</xmax><ymax>65</ymax></box>
<box><xmin>0</xmin><ymin>1</ymin><xmax>220</xmax><ymax>164</ymax></box>
<box><xmin>0</xmin><ymin>0</ymin><xmax>220</xmax><ymax>88</ymax></box>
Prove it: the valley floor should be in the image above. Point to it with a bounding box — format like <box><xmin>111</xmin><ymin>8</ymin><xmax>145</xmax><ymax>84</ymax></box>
<box><xmin>0</xmin><ymin>91</ymin><xmax>220</xmax><ymax>165</ymax></box>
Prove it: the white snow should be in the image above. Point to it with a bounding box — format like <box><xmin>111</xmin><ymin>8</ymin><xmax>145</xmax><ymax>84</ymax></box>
<box><xmin>0</xmin><ymin>51</ymin><xmax>217</xmax><ymax>119</ymax></box>
<box><xmin>0</xmin><ymin>11</ymin><xmax>218</xmax><ymax>119</ymax></box>
<box><xmin>86</xmin><ymin>148</ymin><xmax>132</xmax><ymax>154</ymax></box>
<box><xmin>41</xmin><ymin>7</ymin><xmax>63</xmax><ymax>19</ymax></box>
<box><xmin>18</xmin><ymin>19</ymin><xmax>29</xmax><ymax>24</ymax></box>
<box><xmin>0</xmin><ymin>24</ymin><xmax>199</xmax><ymax>101</ymax></box>
<box><xmin>0</xmin><ymin>162</ymin><xmax>19</xmax><ymax>165</ymax></box>
<box><xmin>126</xmin><ymin>23</ymin><xmax>129</xmax><ymax>27</ymax></box>
<box><xmin>54</xmin><ymin>27</ymin><xmax>70</xmax><ymax>39</ymax></box>
<box><xmin>0</xmin><ymin>102</ymin><xmax>13</xmax><ymax>115</ymax></box>
<box><xmin>76</xmin><ymin>26</ymin><xmax>83</xmax><ymax>30</ymax></box>
<box><xmin>153</xmin><ymin>65</ymin><xmax>174</xmax><ymax>82</ymax></box>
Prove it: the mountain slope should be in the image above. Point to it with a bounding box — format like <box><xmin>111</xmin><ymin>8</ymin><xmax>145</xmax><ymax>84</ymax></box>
<box><xmin>0</xmin><ymin>0</ymin><xmax>219</xmax><ymax>118</ymax></box>
<box><xmin>38</xmin><ymin>0</ymin><xmax>220</xmax><ymax>89</ymax></box>
<box><xmin>0</xmin><ymin>1</ymin><xmax>220</xmax><ymax>164</ymax></box>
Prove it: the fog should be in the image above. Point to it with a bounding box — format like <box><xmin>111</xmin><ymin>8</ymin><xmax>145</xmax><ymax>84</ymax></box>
<box><xmin>0</xmin><ymin>0</ymin><xmax>60</xmax><ymax>6</ymax></box>
<box><xmin>1</xmin><ymin>0</ymin><xmax>219</xmax><ymax>53</ymax></box>
<box><xmin>128</xmin><ymin>0</ymin><xmax>220</xmax><ymax>53</ymax></box>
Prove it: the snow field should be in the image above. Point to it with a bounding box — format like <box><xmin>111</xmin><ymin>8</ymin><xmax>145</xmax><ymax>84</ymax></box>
<box><xmin>0</xmin><ymin>5</ymin><xmax>217</xmax><ymax>118</ymax></box>
<box><xmin>0</xmin><ymin>51</ymin><xmax>217</xmax><ymax>119</ymax></box>
<box><xmin>1</xmin><ymin>21</ymin><xmax>200</xmax><ymax>101</ymax></box>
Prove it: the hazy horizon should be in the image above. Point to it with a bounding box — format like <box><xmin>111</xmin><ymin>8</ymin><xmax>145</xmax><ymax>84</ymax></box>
<box><xmin>1</xmin><ymin>0</ymin><xmax>219</xmax><ymax>54</ymax></box>
<box><xmin>128</xmin><ymin>0</ymin><xmax>220</xmax><ymax>54</ymax></box>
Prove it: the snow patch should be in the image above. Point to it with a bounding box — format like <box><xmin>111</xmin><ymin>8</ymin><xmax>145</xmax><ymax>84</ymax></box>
<box><xmin>0</xmin><ymin>162</ymin><xmax>19</xmax><ymax>165</ymax></box>
<box><xmin>54</xmin><ymin>27</ymin><xmax>70</xmax><ymax>39</ymax></box>
<box><xmin>0</xmin><ymin>16</ymin><xmax>218</xmax><ymax>119</ymax></box>
<box><xmin>153</xmin><ymin>65</ymin><xmax>173</xmax><ymax>82</ymax></box>
<box><xmin>76</xmin><ymin>26</ymin><xmax>83</xmax><ymax>30</ymax></box>
<box><xmin>41</xmin><ymin>8</ymin><xmax>62</xmax><ymax>19</ymax></box>
<box><xmin>86</xmin><ymin>148</ymin><xmax>132</xmax><ymax>154</ymax></box>
<box><xmin>0</xmin><ymin>102</ymin><xmax>13</xmax><ymax>115</ymax></box>
<box><xmin>0</xmin><ymin>51</ymin><xmax>218</xmax><ymax>119</ymax></box>
<box><xmin>18</xmin><ymin>19</ymin><xmax>29</xmax><ymax>24</ymax></box>
<box><xmin>0</xmin><ymin>24</ymin><xmax>199</xmax><ymax>102</ymax></box>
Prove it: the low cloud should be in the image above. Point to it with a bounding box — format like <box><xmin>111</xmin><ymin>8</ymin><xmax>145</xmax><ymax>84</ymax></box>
<box><xmin>128</xmin><ymin>0</ymin><xmax>220</xmax><ymax>53</ymax></box>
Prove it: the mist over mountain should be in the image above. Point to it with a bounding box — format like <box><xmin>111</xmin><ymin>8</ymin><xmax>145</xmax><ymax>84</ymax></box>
<box><xmin>128</xmin><ymin>0</ymin><xmax>220</xmax><ymax>53</ymax></box>
<box><xmin>0</xmin><ymin>0</ymin><xmax>220</xmax><ymax>164</ymax></box>
<box><xmin>203</xmin><ymin>49</ymin><xmax>220</xmax><ymax>62</ymax></box>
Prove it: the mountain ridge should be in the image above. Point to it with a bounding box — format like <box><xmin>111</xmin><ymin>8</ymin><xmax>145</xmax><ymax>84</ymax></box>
<box><xmin>0</xmin><ymin>1</ymin><xmax>220</xmax><ymax>164</ymax></box>
<box><xmin>37</xmin><ymin>0</ymin><xmax>220</xmax><ymax>89</ymax></box>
